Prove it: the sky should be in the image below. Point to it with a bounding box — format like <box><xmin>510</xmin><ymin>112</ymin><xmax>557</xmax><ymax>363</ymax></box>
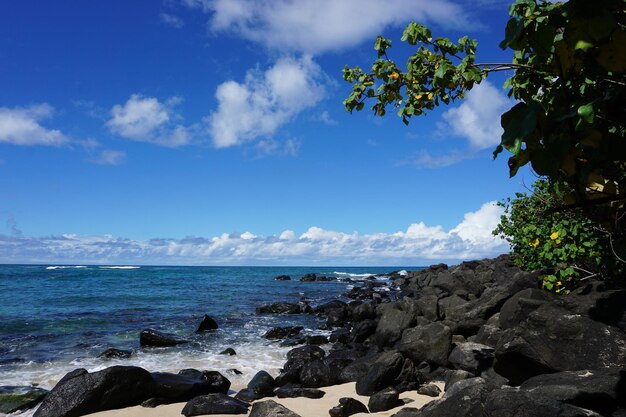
<box><xmin>0</xmin><ymin>0</ymin><xmax>536</xmax><ymax>266</ymax></box>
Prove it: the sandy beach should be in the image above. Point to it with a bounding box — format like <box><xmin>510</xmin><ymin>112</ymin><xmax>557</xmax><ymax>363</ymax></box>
<box><xmin>85</xmin><ymin>381</ymin><xmax>444</xmax><ymax>417</ymax></box>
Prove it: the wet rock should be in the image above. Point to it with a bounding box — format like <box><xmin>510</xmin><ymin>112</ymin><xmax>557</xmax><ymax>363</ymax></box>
<box><xmin>220</xmin><ymin>347</ymin><xmax>237</xmax><ymax>355</ymax></box>
<box><xmin>249</xmin><ymin>399</ymin><xmax>301</xmax><ymax>417</ymax></box>
<box><xmin>33</xmin><ymin>366</ymin><xmax>156</xmax><ymax>417</ymax></box>
<box><xmin>256</xmin><ymin>302</ymin><xmax>302</xmax><ymax>314</ymax></box>
<box><xmin>0</xmin><ymin>386</ymin><xmax>48</xmax><ymax>414</ymax></box>
<box><xmin>177</xmin><ymin>369</ymin><xmax>231</xmax><ymax>394</ymax></box>
<box><xmin>98</xmin><ymin>348</ymin><xmax>132</xmax><ymax>359</ymax></box>
<box><xmin>264</xmin><ymin>326</ymin><xmax>304</xmax><ymax>340</ymax></box>
<box><xmin>368</xmin><ymin>387</ymin><xmax>403</xmax><ymax>412</ymax></box>
<box><xmin>300</xmin><ymin>273</ymin><xmax>317</xmax><ymax>281</ymax></box>
<box><xmin>196</xmin><ymin>314</ymin><xmax>219</xmax><ymax>332</ymax></box>
<box><xmin>274</xmin><ymin>275</ymin><xmax>291</xmax><ymax>281</ymax></box>
<box><xmin>305</xmin><ymin>335</ymin><xmax>328</xmax><ymax>345</ymax></box>
<box><xmin>235</xmin><ymin>371</ymin><xmax>275</xmax><ymax>401</ymax></box>
<box><xmin>287</xmin><ymin>345</ymin><xmax>326</xmax><ymax>361</ymax></box>
<box><xmin>329</xmin><ymin>397</ymin><xmax>369</xmax><ymax>417</ymax></box>
<box><xmin>181</xmin><ymin>393</ymin><xmax>249</xmax><ymax>416</ymax></box>
<box><xmin>139</xmin><ymin>329</ymin><xmax>188</xmax><ymax>347</ymax></box>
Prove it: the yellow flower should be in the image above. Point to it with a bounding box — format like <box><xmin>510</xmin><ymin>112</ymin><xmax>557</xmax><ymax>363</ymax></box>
<box><xmin>427</xmin><ymin>92</ymin><xmax>434</xmax><ymax>100</ymax></box>
<box><xmin>530</xmin><ymin>238</ymin><xmax>540</xmax><ymax>248</ymax></box>
<box><xmin>550</xmin><ymin>231</ymin><xmax>559</xmax><ymax>240</ymax></box>
<box><xmin>389</xmin><ymin>72</ymin><xmax>399</xmax><ymax>81</ymax></box>
<box><xmin>556</xmin><ymin>281</ymin><xmax>562</xmax><ymax>286</ymax></box>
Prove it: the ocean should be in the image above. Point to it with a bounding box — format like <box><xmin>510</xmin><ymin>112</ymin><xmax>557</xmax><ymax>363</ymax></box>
<box><xmin>0</xmin><ymin>264</ymin><xmax>417</xmax><ymax>401</ymax></box>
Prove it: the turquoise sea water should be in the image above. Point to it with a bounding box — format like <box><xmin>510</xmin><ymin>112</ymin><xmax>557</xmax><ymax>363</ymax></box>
<box><xmin>0</xmin><ymin>264</ymin><xmax>417</xmax><ymax>395</ymax></box>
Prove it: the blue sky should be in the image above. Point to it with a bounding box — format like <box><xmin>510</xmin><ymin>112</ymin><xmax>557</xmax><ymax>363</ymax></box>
<box><xmin>0</xmin><ymin>0</ymin><xmax>535</xmax><ymax>265</ymax></box>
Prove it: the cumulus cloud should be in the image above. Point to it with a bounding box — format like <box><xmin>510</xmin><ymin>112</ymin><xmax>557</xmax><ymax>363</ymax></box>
<box><xmin>440</xmin><ymin>80</ymin><xmax>511</xmax><ymax>150</ymax></box>
<box><xmin>207</xmin><ymin>56</ymin><xmax>326</xmax><ymax>147</ymax></box>
<box><xmin>0</xmin><ymin>104</ymin><xmax>68</xmax><ymax>146</ymax></box>
<box><xmin>106</xmin><ymin>95</ymin><xmax>191</xmax><ymax>147</ymax></box>
<box><xmin>198</xmin><ymin>0</ymin><xmax>469</xmax><ymax>54</ymax></box>
<box><xmin>0</xmin><ymin>202</ymin><xmax>509</xmax><ymax>265</ymax></box>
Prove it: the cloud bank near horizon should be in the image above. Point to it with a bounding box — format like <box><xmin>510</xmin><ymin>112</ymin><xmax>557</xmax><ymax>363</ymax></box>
<box><xmin>1</xmin><ymin>202</ymin><xmax>508</xmax><ymax>265</ymax></box>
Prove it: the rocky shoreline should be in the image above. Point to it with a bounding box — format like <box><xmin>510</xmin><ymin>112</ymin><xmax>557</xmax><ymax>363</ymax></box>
<box><xmin>3</xmin><ymin>255</ymin><xmax>625</xmax><ymax>416</ymax></box>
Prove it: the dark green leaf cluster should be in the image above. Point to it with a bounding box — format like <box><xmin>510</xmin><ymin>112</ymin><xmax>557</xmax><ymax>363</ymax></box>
<box><xmin>343</xmin><ymin>23</ymin><xmax>482</xmax><ymax>125</ymax></box>
<box><xmin>493</xmin><ymin>180</ymin><xmax>622</xmax><ymax>292</ymax></box>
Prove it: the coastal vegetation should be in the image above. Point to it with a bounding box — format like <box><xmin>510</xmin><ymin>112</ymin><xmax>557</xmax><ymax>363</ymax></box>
<box><xmin>343</xmin><ymin>0</ymin><xmax>626</xmax><ymax>291</ymax></box>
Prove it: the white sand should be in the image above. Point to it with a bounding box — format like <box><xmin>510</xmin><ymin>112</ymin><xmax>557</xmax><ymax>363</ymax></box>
<box><xmin>86</xmin><ymin>382</ymin><xmax>443</xmax><ymax>417</ymax></box>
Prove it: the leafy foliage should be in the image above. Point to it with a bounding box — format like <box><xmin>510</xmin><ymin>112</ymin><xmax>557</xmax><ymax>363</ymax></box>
<box><xmin>343</xmin><ymin>0</ymin><xmax>626</xmax><ymax>213</ymax></box>
<box><xmin>492</xmin><ymin>180</ymin><xmax>621</xmax><ymax>292</ymax></box>
<box><xmin>343</xmin><ymin>0</ymin><xmax>626</xmax><ymax>275</ymax></box>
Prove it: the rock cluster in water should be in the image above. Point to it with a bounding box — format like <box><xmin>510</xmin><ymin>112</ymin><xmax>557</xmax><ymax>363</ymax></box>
<box><xmin>13</xmin><ymin>256</ymin><xmax>626</xmax><ymax>416</ymax></box>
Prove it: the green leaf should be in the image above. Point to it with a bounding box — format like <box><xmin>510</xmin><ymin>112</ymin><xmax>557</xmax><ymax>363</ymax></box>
<box><xmin>500</xmin><ymin>102</ymin><xmax>540</xmax><ymax>149</ymax></box>
<box><xmin>577</xmin><ymin>103</ymin><xmax>595</xmax><ymax>124</ymax></box>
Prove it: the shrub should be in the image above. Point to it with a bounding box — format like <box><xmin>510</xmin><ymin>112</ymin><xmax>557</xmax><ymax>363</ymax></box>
<box><xmin>493</xmin><ymin>180</ymin><xmax>621</xmax><ymax>293</ymax></box>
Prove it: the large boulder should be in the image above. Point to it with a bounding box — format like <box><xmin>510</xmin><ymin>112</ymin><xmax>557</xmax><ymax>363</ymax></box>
<box><xmin>355</xmin><ymin>351</ymin><xmax>422</xmax><ymax>395</ymax></box>
<box><xmin>33</xmin><ymin>366</ymin><xmax>156</xmax><ymax>417</ymax></box>
<box><xmin>139</xmin><ymin>329</ymin><xmax>188</xmax><ymax>347</ymax></box>
<box><xmin>498</xmin><ymin>288</ymin><xmax>553</xmax><ymax>329</ymax></box>
<box><xmin>368</xmin><ymin>387</ymin><xmax>403</xmax><ymax>412</ymax></box>
<box><xmin>494</xmin><ymin>303</ymin><xmax>626</xmax><ymax>385</ymax></box>
<box><xmin>0</xmin><ymin>386</ymin><xmax>48</xmax><ymax>414</ymax></box>
<box><xmin>181</xmin><ymin>393</ymin><xmax>249</xmax><ymax>416</ymax></box>
<box><xmin>374</xmin><ymin>300</ymin><xmax>419</xmax><ymax>347</ymax></box>
<box><xmin>447</xmin><ymin>342</ymin><xmax>495</xmax><ymax>376</ymax></box>
<box><xmin>484</xmin><ymin>386</ymin><xmax>603</xmax><ymax>417</ymax></box>
<box><xmin>520</xmin><ymin>369</ymin><xmax>626</xmax><ymax>415</ymax></box>
<box><xmin>397</xmin><ymin>323</ymin><xmax>452</xmax><ymax>367</ymax></box>
<box><xmin>235</xmin><ymin>371</ymin><xmax>275</xmax><ymax>402</ymax></box>
<box><xmin>249</xmin><ymin>400</ymin><xmax>301</xmax><ymax>417</ymax></box>
<box><xmin>414</xmin><ymin>377</ymin><xmax>489</xmax><ymax>417</ymax></box>
<box><xmin>299</xmin><ymin>359</ymin><xmax>336</xmax><ymax>388</ymax></box>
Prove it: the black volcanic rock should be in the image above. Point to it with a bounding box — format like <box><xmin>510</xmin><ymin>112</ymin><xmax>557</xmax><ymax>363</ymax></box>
<box><xmin>196</xmin><ymin>315</ymin><xmax>219</xmax><ymax>332</ymax></box>
<box><xmin>139</xmin><ymin>329</ymin><xmax>188</xmax><ymax>347</ymax></box>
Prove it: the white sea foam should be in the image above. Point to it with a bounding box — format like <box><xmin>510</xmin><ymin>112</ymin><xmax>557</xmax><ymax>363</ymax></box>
<box><xmin>333</xmin><ymin>271</ymin><xmax>374</xmax><ymax>279</ymax></box>
<box><xmin>398</xmin><ymin>270</ymin><xmax>408</xmax><ymax>276</ymax></box>
<box><xmin>98</xmin><ymin>266</ymin><xmax>140</xmax><ymax>270</ymax></box>
<box><xmin>45</xmin><ymin>265</ymin><xmax>88</xmax><ymax>270</ymax></box>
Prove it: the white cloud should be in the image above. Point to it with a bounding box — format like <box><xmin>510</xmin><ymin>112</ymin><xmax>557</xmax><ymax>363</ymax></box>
<box><xmin>201</xmin><ymin>0</ymin><xmax>470</xmax><ymax>54</ymax></box>
<box><xmin>0</xmin><ymin>104</ymin><xmax>68</xmax><ymax>146</ymax></box>
<box><xmin>160</xmin><ymin>13</ymin><xmax>185</xmax><ymax>28</ymax></box>
<box><xmin>106</xmin><ymin>94</ymin><xmax>191</xmax><ymax>147</ymax></box>
<box><xmin>440</xmin><ymin>80</ymin><xmax>511</xmax><ymax>150</ymax></box>
<box><xmin>412</xmin><ymin>150</ymin><xmax>471</xmax><ymax>169</ymax></box>
<box><xmin>207</xmin><ymin>56</ymin><xmax>326</xmax><ymax>147</ymax></box>
<box><xmin>0</xmin><ymin>202</ymin><xmax>509</xmax><ymax>265</ymax></box>
<box><xmin>92</xmin><ymin>150</ymin><xmax>126</xmax><ymax>166</ymax></box>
